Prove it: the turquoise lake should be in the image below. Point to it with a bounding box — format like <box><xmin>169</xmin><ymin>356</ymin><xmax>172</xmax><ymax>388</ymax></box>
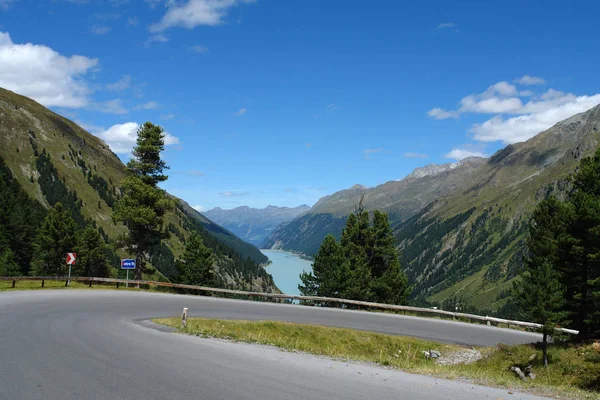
<box><xmin>261</xmin><ymin>250</ymin><xmax>313</xmax><ymax>295</ymax></box>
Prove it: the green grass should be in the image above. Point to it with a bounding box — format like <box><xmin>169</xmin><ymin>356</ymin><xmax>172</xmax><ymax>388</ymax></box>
<box><xmin>0</xmin><ymin>280</ymin><xmax>147</xmax><ymax>292</ymax></box>
<box><xmin>155</xmin><ymin>317</ymin><xmax>600</xmax><ymax>399</ymax></box>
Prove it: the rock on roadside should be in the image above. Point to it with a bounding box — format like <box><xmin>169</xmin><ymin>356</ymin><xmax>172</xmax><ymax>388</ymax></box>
<box><xmin>436</xmin><ymin>348</ymin><xmax>482</xmax><ymax>366</ymax></box>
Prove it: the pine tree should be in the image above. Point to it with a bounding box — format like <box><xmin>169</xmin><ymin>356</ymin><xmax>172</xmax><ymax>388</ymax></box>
<box><xmin>177</xmin><ymin>232</ymin><xmax>215</xmax><ymax>286</ymax></box>
<box><xmin>299</xmin><ymin>234</ymin><xmax>349</xmax><ymax>298</ymax></box>
<box><xmin>0</xmin><ymin>233</ymin><xmax>20</xmax><ymax>276</ymax></box>
<box><xmin>562</xmin><ymin>149</ymin><xmax>600</xmax><ymax>339</ymax></box>
<box><xmin>30</xmin><ymin>203</ymin><xmax>77</xmax><ymax>276</ymax></box>
<box><xmin>113</xmin><ymin>122</ymin><xmax>174</xmax><ymax>280</ymax></box>
<box><xmin>513</xmin><ymin>259</ymin><xmax>567</xmax><ymax>367</ymax></box>
<box><xmin>75</xmin><ymin>225</ymin><xmax>114</xmax><ymax>278</ymax></box>
<box><xmin>340</xmin><ymin>212</ymin><xmax>372</xmax><ymax>300</ymax></box>
<box><xmin>369</xmin><ymin>210</ymin><xmax>410</xmax><ymax>304</ymax></box>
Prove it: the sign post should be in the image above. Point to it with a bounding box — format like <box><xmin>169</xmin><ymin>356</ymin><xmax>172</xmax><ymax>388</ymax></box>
<box><xmin>121</xmin><ymin>259</ymin><xmax>136</xmax><ymax>287</ymax></box>
<box><xmin>66</xmin><ymin>253</ymin><xmax>76</xmax><ymax>286</ymax></box>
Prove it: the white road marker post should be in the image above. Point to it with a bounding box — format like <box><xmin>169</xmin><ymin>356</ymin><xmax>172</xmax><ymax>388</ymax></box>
<box><xmin>182</xmin><ymin>308</ymin><xmax>188</xmax><ymax>329</ymax></box>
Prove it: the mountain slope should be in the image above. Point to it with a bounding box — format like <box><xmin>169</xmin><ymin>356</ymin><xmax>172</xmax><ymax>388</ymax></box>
<box><xmin>398</xmin><ymin>104</ymin><xmax>600</xmax><ymax>311</ymax></box>
<box><xmin>263</xmin><ymin>157</ymin><xmax>486</xmax><ymax>256</ymax></box>
<box><xmin>0</xmin><ymin>87</ymin><xmax>274</xmax><ymax>291</ymax></box>
<box><xmin>263</xmin><ymin>104</ymin><xmax>600</xmax><ymax>310</ymax></box>
<box><xmin>204</xmin><ymin>205</ymin><xmax>310</xmax><ymax>247</ymax></box>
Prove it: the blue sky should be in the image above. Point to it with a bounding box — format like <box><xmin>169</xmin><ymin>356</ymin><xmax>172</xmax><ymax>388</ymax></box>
<box><xmin>1</xmin><ymin>0</ymin><xmax>600</xmax><ymax>211</ymax></box>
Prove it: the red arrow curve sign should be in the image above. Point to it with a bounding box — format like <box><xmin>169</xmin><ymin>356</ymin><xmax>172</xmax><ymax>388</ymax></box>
<box><xmin>66</xmin><ymin>253</ymin><xmax>76</xmax><ymax>265</ymax></box>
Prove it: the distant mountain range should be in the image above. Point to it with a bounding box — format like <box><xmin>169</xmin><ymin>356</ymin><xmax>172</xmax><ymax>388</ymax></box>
<box><xmin>263</xmin><ymin>103</ymin><xmax>600</xmax><ymax>310</ymax></box>
<box><xmin>204</xmin><ymin>205</ymin><xmax>310</xmax><ymax>247</ymax></box>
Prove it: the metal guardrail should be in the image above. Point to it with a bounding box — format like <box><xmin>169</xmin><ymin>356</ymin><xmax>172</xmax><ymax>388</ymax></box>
<box><xmin>1</xmin><ymin>276</ymin><xmax>579</xmax><ymax>335</ymax></box>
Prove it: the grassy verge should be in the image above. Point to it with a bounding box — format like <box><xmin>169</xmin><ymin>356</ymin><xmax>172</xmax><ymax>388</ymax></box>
<box><xmin>154</xmin><ymin>317</ymin><xmax>600</xmax><ymax>400</ymax></box>
<box><xmin>0</xmin><ymin>280</ymin><xmax>146</xmax><ymax>292</ymax></box>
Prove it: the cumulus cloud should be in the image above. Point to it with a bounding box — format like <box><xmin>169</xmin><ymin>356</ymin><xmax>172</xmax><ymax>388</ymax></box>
<box><xmin>516</xmin><ymin>75</ymin><xmax>546</xmax><ymax>85</ymax></box>
<box><xmin>472</xmin><ymin>94</ymin><xmax>600</xmax><ymax>143</ymax></box>
<box><xmin>192</xmin><ymin>205</ymin><xmax>205</xmax><ymax>212</ymax></box>
<box><xmin>233</xmin><ymin>107</ymin><xmax>246</xmax><ymax>116</ymax></box>
<box><xmin>0</xmin><ymin>31</ymin><xmax>98</xmax><ymax>108</ymax></box>
<box><xmin>149</xmin><ymin>0</ymin><xmax>256</xmax><ymax>32</ymax></box>
<box><xmin>96</xmin><ymin>122</ymin><xmax>180</xmax><ymax>154</ymax></box>
<box><xmin>106</xmin><ymin>74</ymin><xmax>131</xmax><ymax>92</ymax></box>
<box><xmin>444</xmin><ymin>148</ymin><xmax>488</xmax><ymax>160</ymax></box>
<box><xmin>429</xmin><ymin>76</ymin><xmax>600</xmax><ymax>145</ymax></box>
<box><xmin>403</xmin><ymin>152</ymin><xmax>429</xmax><ymax>158</ymax></box>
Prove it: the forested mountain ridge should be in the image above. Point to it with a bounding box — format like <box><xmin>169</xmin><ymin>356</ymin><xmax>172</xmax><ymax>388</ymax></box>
<box><xmin>204</xmin><ymin>204</ymin><xmax>310</xmax><ymax>247</ymax></box>
<box><xmin>262</xmin><ymin>157</ymin><xmax>486</xmax><ymax>256</ymax></box>
<box><xmin>0</xmin><ymin>87</ymin><xmax>275</xmax><ymax>291</ymax></box>
<box><xmin>400</xmin><ymin>104</ymin><xmax>600</xmax><ymax>311</ymax></box>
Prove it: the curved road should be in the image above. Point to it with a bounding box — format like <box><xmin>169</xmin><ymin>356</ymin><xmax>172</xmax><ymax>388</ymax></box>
<box><xmin>0</xmin><ymin>290</ymin><xmax>547</xmax><ymax>400</ymax></box>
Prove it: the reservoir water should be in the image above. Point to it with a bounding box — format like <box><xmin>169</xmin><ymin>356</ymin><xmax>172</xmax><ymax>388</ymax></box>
<box><xmin>261</xmin><ymin>250</ymin><xmax>313</xmax><ymax>295</ymax></box>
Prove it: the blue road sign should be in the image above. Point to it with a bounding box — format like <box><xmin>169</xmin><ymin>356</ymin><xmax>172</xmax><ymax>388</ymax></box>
<box><xmin>121</xmin><ymin>259</ymin><xmax>136</xmax><ymax>269</ymax></box>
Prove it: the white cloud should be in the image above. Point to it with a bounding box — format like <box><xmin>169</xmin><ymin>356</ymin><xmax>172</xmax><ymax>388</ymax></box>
<box><xmin>472</xmin><ymin>94</ymin><xmax>600</xmax><ymax>144</ymax></box>
<box><xmin>429</xmin><ymin>76</ymin><xmax>600</xmax><ymax>145</ymax></box>
<box><xmin>427</xmin><ymin>107</ymin><xmax>458</xmax><ymax>119</ymax></box>
<box><xmin>96</xmin><ymin>122</ymin><xmax>180</xmax><ymax>154</ymax></box>
<box><xmin>106</xmin><ymin>74</ymin><xmax>131</xmax><ymax>92</ymax></box>
<box><xmin>161</xmin><ymin>113</ymin><xmax>175</xmax><ymax>120</ymax></box>
<box><xmin>233</xmin><ymin>107</ymin><xmax>246</xmax><ymax>116</ymax></box>
<box><xmin>0</xmin><ymin>31</ymin><xmax>98</xmax><ymax>108</ymax></box>
<box><xmin>148</xmin><ymin>34</ymin><xmax>169</xmax><ymax>43</ymax></box>
<box><xmin>127</xmin><ymin>17</ymin><xmax>139</xmax><ymax>26</ymax></box>
<box><xmin>192</xmin><ymin>205</ymin><xmax>205</xmax><ymax>212</ymax></box>
<box><xmin>190</xmin><ymin>44</ymin><xmax>209</xmax><ymax>53</ymax></box>
<box><xmin>95</xmin><ymin>99</ymin><xmax>128</xmax><ymax>114</ymax></box>
<box><xmin>444</xmin><ymin>148</ymin><xmax>488</xmax><ymax>160</ymax></box>
<box><xmin>149</xmin><ymin>0</ymin><xmax>256</xmax><ymax>32</ymax></box>
<box><xmin>403</xmin><ymin>152</ymin><xmax>429</xmax><ymax>159</ymax></box>
<box><xmin>516</xmin><ymin>75</ymin><xmax>546</xmax><ymax>85</ymax></box>
<box><xmin>437</xmin><ymin>22</ymin><xmax>458</xmax><ymax>29</ymax></box>
<box><xmin>220</xmin><ymin>190</ymin><xmax>249</xmax><ymax>197</ymax></box>
<box><xmin>91</xmin><ymin>24</ymin><xmax>112</xmax><ymax>35</ymax></box>
<box><xmin>364</xmin><ymin>148</ymin><xmax>383</xmax><ymax>154</ymax></box>
<box><xmin>326</xmin><ymin>103</ymin><xmax>338</xmax><ymax>112</ymax></box>
<box><xmin>189</xmin><ymin>170</ymin><xmax>205</xmax><ymax>176</ymax></box>
<box><xmin>133</xmin><ymin>101</ymin><xmax>159</xmax><ymax>110</ymax></box>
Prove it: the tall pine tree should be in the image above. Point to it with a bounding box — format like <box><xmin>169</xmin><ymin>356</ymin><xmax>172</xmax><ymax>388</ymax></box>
<box><xmin>299</xmin><ymin>206</ymin><xmax>410</xmax><ymax>305</ymax></box>
<box><xmin>299</xmin><ymin>234</ymin><xmax>349</xmax><ymax>298</ymax></box>
<box><xmin>113</xmin><ymin>122</ymin><xmax>174</xmax><ymax>280</ymax></box>
<box><xmin>30</xmin><ymin>203</ymin><xmax>77</xmax><ymax>276</ymax></box>
<box><xmin>75</xmin><ymin>225</ymin><xmax>115</xmax><ymax>278</ymax></box>
<box><xmin>177</xmin><ymin>232</ymin><xmax>216</xmax><ymax>287</ymax></box>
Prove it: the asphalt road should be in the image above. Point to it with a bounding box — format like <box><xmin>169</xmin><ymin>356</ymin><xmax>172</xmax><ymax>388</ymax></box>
<box><xmin>0</xmin><ymin>290</ymin><xmax>548</xmax><ymax>400</ymax></box>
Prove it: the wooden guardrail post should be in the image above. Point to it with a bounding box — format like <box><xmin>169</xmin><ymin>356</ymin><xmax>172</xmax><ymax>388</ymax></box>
<box><xmin>12</xmin><ymin>280</ymin><xmax>15</xmax><ymax>288</ymax></box>
<box><xmin>41</xmin><ymin>280</ymin><xmax>44</xmax><ymax>288</ymax></box>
